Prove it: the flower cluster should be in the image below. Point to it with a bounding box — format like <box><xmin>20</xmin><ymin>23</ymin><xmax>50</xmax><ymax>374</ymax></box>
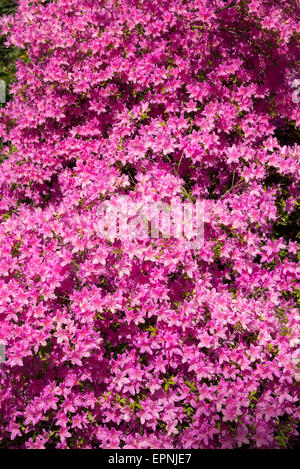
<box><xmin>0</xmin><ymin>0</ymin><xmax>299</xmax><ymax>449</ymax></box>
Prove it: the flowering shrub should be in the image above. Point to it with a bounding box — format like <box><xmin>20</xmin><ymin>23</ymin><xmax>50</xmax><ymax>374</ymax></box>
<box><xmin>0</xmin><ymin>0</ymin><xmax>299</xmax><ymax>449</ymax></box>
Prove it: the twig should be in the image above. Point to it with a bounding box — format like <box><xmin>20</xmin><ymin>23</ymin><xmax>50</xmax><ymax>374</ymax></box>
<box><xmin>220</xmin><ymin>178</ymin><xmax>245</xmax><ymax>199</ymax></box>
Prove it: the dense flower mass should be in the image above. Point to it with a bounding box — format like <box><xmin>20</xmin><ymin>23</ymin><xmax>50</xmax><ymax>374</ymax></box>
<box><xmin>0</xmin><ymin>0</ymin><xmax>299</xmax><ymax>449</ymax></box>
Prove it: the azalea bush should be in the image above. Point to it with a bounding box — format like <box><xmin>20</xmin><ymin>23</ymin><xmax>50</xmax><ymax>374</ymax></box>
<box><xmin>0</xmin><ymin>0</ymin><xmax>299</xmax><ymax>449</ymax></box>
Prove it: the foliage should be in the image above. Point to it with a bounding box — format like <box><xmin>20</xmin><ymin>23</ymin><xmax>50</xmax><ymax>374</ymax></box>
<box><xmin>0</xmin><ymin>0</ymin><xmax>299</xmax><ymax>449</ymax></box>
